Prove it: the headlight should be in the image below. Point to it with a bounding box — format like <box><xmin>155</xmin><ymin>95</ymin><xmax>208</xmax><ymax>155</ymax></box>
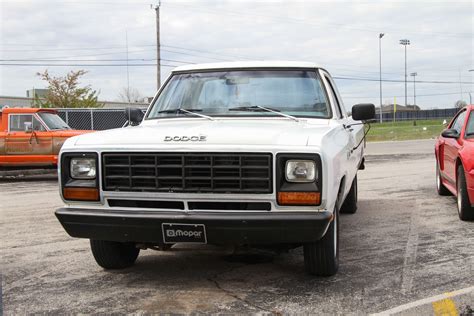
<box><xmin>70</xmin><ymin>158</ymin><xmax>96</xmax><ymax>179</ymax></box>
<box><xmin>285</xmin><ymin>160</ymin><xmax>316</xmax><ymax>182</ymax></box>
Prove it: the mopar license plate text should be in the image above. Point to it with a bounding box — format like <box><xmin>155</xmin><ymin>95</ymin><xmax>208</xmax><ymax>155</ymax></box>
<box><xmin>162</xmin><ymin>223</ymin><xmax>207</xmax><ymax>244</ymax></box>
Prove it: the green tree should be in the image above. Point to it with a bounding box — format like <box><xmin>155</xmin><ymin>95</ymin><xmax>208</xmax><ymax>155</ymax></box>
<box><xmin>33</xmin><ymin>70</ymin><xmax>103</xmax><ymax>108</ymax></box>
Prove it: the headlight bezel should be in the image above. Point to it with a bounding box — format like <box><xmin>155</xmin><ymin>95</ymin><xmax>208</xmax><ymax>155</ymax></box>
<box><xmin>276</xmin><ymin>153</ymin><xmax>322</xmax><ymax>206</ymax></box>
<box><xmin>61</xmin><ymin>152</ymin><xmax>99</xmax><ymax>201</ymax></box>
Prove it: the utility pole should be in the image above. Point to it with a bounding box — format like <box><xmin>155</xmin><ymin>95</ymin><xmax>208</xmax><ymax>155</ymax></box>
<box><xmin>155</xmin><ymin>2</ymin><xmax>161</xmax><ymax>90</ymax></box>
<box><xmin>410</xmin><ymin>72</ymin><xmax>417</xmax><ymax>106</ymax></box>
<box><xmin>399</xmin><ymin>39</ymin><xmax>410</xmax><ymax>106</ymax></box>
<box><xmin>125</xmin><ymin>29</ymin><xmax>130</xmax><ymax>102</ymax></box>
<box><xmin>379</xmin><ymin>33</ymin><xmax>385</xmax><ymax>123</ymax></box>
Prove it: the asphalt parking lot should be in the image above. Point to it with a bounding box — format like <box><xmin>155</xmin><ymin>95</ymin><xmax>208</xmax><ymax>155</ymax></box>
<box><xmin>1</xmin><ymin>139</ymin><xmax>473</xmax><ymax>314</ymax></box>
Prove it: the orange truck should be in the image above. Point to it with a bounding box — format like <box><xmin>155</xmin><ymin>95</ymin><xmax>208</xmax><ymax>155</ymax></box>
<box><xmin>0</xmin><ymin>107</ymin><xmax>92</xmax><ymax>168</ymax></box>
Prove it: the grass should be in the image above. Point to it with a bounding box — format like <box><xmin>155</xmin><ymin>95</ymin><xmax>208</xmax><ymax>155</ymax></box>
<box><xmin>366</xmin><ymin>119</ymin><xmax>448</xmax><ymax>142</ymax></box>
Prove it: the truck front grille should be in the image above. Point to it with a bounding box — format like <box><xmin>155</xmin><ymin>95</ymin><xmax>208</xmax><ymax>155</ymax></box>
<box><xmin>102</xmin><ymin>153</ymin><xmax>273</xmax><ymax>193</ymax></box>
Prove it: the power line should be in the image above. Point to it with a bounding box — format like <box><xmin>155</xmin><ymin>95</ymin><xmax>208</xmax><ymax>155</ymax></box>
<box><xmin>3</xmin><ymin>49</ymin><xmax>155</xmax><ymax>60</ymax></box>
<box><xmin>2</xmin><ymin>43</ymin><xmax>472</xmax><ymax>78</ymax></box>
<box><xmin>0</xmin><ymin>63</ymin><xmax>177</xmax><ymax>67</ymax></box>
<box><xmin>160</xmin><ymin>48</ymin><xmax>233</xmax><ymax>62</ymax></box>
<box><xmin>0</xmin><ymin>57</ymin><xmax>194</xmax><ymax>64</ymax></box>
<box><xmin>161</xmin><ymin>2</ymin><xmax>472</xmax><ymax>39</ymax></box>
<box><xmin>162</xmin><ymin>44</ymin><xmax>259</xmax><ymax>61</ymax></box>
<box><xmin>0</xmin><ymin>59</ymin><xmax>471</xmax><ymax>80</ymax></box>
<box><xmin>333</xmin><ymin>76</ymin><xmax>473</xmax><ymax>85</ymax></box>
<box><xmin>0</xmin><ymin>62</ymin><xmax>472</xmax><ymax>86</ymax></box>
<box><xmin>0</xmin><ymin>58</ymin><xmax>155</xmax><ymax>62</ymax></box>
<box><xmin>342</xmin><ymin>91</ymin><xmax>473</xmax><ymax>98</ymax></box>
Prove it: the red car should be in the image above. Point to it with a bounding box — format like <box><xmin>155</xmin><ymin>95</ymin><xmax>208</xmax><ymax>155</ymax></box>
<box><xmin>435</xmin><ymin>105</ymin><xmax>474</xmax><ymax>221</ymax></box>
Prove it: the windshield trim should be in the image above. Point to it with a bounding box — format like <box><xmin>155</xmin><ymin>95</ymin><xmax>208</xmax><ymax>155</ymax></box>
<box><xmin>37</xmin><ymin>112</ymin><xmax>70</xmax><ymax>130</ymax></box>
<box><xmin>145</xmin><ymin>67</ymin><xmax>334</xmax><ymax>121</ymax></box>
<box><xmin>144</xmin><ymin>114</ymin><xmax>333</xmax><ymax>122</ymax></box>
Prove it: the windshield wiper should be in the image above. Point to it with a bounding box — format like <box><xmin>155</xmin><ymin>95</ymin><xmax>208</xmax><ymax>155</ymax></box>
<box><xmin>228</xmin><ymin>105</ymin><xmax>299</xmax><ymax>122</ymax></box>
<box><xmin>158</xmin><ymin>108</ymin><xmax>214</xmax><ymax>121</ymax></box>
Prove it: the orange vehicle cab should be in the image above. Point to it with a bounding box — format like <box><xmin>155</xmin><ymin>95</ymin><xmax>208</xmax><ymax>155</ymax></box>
<box><xmin>0</xmin><ymin>107</ymin><xmax>92</xmax><ymax>168</ymax></box>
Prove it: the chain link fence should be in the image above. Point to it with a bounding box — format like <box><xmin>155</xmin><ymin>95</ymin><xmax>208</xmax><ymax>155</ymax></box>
<box><xmin>56</xmin><ymin>107</ymin><xmax>459</xmax><ymax>131</ymax></box>
<box><xmin>57</xmin><ymin>108</ymin><xmax>146</xmax><ymax>130</ymax></box>
<box><xmin>376</xmin><ymin>108</ymin><xmax>458</xmax><ymax>122</ymax></box>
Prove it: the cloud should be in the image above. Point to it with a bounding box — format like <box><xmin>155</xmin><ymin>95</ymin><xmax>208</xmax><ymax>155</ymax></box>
<box><xmin>0</xmin><ymin>0</ymin><xmax>472</xmax><ymax>108</ymax></box>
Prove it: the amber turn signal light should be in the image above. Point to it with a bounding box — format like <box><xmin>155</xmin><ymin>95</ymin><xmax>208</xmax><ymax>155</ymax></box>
<box><xmin>63</xmin><ymin>187</ymin><xmax>99</xmax><ymax>201</ymax></box>
<box><xmin>278</xmin><ymin>192</ymin><xmax>320</xmax><ymax>205</ymax></box>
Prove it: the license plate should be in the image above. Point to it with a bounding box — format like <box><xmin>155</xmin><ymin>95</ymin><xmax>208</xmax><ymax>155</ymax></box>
<box><xmin>162</xmin><ymin>223</ymin><xmax>207</xmax><ymax>244</ymax></box>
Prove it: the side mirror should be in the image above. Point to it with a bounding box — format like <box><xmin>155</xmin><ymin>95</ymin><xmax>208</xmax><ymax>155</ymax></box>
<box><xmin>124</xmin><ymin>107</ymin><xmax>144</xmax><ymax>126</ymax></box>
<box><xmin>24</xmin><ymin>122</ymin><xmax>33</xmax><ymax>133</ymax></box>
<box><xmin>352</xmin><ymin>103</ymin><xmax>376</xmax><ymax>121</ymax></box>
<box><xmin>441</xmin><ymin>128</ymin><xmax>459</xmax><ymax>139</ymax></box>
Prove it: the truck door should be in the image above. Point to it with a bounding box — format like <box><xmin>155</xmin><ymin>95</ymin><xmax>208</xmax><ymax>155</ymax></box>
<box><xmin>321</xmin><ymin>72</ymin><xmax>359</xmax><ymax>194</ymax></box>
<box><xmin>5</xmin><ymin>114</ymin><xmax>53</xmax><ymax>164</ymax></box>
<box><xmin>322</xmin><ymin>72</ymin><xmax>357</xmax><ymax>158</ymax></box>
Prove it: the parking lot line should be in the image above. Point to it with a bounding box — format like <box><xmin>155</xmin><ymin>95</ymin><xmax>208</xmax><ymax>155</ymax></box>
<box><xmin>372</xmin><ymin>286</ymin><xmax>474</xmax><ymax>315</ymax></box>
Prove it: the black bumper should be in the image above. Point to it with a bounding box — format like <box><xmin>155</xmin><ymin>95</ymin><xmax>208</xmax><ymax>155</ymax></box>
<box><xmin>55</xmin><ymin>208</ymin><xmax>333</xmax><ymax>245</ymax></box>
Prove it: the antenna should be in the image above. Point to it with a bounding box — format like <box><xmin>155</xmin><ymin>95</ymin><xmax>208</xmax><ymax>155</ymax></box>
<box><xmin>126</xmin><ymin>29</ymin><xmax>130</xmax><ymax>103</ymax></box>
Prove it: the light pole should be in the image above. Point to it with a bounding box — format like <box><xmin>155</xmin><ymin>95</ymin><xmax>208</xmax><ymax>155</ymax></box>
<box><xmin>400</xmin><ymin>39</ymin><xmax>410</xmax><ymax>106</ymax></box>
<box><xmin>379</xmin><ymin>33</ymin><xmax>385</xmax><ymax>123</ymax></box>
<box><xmin>410</xmin><ymin>72</ymin><xmax>417</xmax><ymax>106</ymax></box>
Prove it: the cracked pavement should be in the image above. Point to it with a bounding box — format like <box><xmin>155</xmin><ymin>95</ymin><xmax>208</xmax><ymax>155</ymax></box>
<box><xmin>1</xmin><ymin>139</ymin><xmax>473</xmax><ymax>314</ymax></box>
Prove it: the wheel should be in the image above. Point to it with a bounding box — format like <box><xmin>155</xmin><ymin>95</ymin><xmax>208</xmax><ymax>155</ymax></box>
<box><xmin>90</xmin><ymin>240</ymin><xmax>140</xmax><ymax>269</ymax></box>
<box><xmin>303</xmin><ymin>204</ymin><xmax>339</xmax><ymax>276</ymax></box>
<box><xmin>456</xmin><ymin>166</ymin><xmax>474</xmax><ymax>221</ymax></box>
<box><xmin>340</xmin><ymin>175</ymin><xmax>358</xmax><ymax>214</ymax></box>
<box><xmin>436</xmin><ymin>160</ymin><xmax>451</xmax><ymax>196</ymax></box>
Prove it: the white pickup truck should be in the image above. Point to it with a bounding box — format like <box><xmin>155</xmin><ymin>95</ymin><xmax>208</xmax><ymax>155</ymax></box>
<box><xmin>55</xmin><ymin>61</ymin><xmax>375</xmax><ymax>276</ymax></box>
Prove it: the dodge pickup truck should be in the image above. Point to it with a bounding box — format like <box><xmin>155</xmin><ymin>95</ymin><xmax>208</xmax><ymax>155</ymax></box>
<box><xmin>0</xmin><ymin>107</ymin><xmax>91</xmax><ymax>168</ymax></box>
<box><xmin>55</xmin><ymin>61</ymin><xmax>375</xmax><ymax>276</ymax></box>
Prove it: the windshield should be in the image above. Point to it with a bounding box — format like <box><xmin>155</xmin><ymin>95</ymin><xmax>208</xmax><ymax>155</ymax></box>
<box><xmin>147</xmin><ymin>70</ymin><xmax>331</xmax><ymax>119</ymax></box>
<box><xmin>38</xmin><ymin>112</ymin><xmax>71</xmax><ymax>130</ymax></box>
<box><xmin>466</xmin><ymin>111</ymin><xmax>474</xmax><ymax>136</ymax></box>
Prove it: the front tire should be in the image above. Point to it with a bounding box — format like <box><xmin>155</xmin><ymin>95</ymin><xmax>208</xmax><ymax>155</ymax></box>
<box><xmin>90</xmin><ymin>240</ymin><xmax>140</xmax><ymax>269</ymax></box>
<box><xmin>303</xmin><ymin>205</ymin><xmax>339</xmax><ymax>276</ymax></box>
<box><xmin>436</xmin><ymin>160</ymin><xmax>451</xmax><ymax>196</ymax></box>
<box><xmin>457</xmin><ymin>166</ymin><xmax>474</xmax><ymax>221</ymax></box>
<box><xmin>340</xmin><ymin>175</ymin><xmax>358</xmax><ymax>214</ymax></box>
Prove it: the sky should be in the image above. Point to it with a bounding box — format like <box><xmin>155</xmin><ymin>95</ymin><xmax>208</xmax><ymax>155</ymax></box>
<box><xmin>0</xmin><ymin>0</ymin><xmax>473</xmax><ymax>110</ymax></box>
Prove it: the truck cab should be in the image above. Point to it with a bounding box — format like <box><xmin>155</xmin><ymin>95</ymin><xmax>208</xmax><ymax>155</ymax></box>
<box><xmin>0</xmin><ymin>107</ymin><xmax>91</xmax><ymax>168</ymax></box>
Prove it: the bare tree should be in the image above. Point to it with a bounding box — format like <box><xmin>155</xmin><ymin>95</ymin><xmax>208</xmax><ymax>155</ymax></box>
<box><xmin>118</xmin><ymin>87</ymin><xmax>143</xmax><ymax>103</ymax></box>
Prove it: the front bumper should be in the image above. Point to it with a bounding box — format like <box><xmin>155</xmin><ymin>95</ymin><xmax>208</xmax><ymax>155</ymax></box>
<box><xmin>55</xmin><ymin>208</ymin><xmax>333</xmax><ymax>245</ymax></box>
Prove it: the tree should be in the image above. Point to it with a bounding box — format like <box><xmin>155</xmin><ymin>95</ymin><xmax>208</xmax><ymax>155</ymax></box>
<box><xmin>33</xmin><ymin>70</ymin><xmax>103</xmax><ymax>108</ymax></box>
<box><xmin>454</xmin><ymin>100</ymin><xmax>467</xmax><ymax>110</ymax></box>
<box><xmin>117</xmin><ymin>87</ymin><xmax>143</xmax><ymax>103</ymax></box>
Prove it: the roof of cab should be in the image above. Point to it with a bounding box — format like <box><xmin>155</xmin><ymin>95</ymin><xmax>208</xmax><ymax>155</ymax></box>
<box><xmin>0</xmin><ymin>107</ymin><xmax>58</xmax><ymax>114</ymax></box>
<box><xmin>172</xmin><ymin>61</ymin><xmax>326</xmax><ymax>73</ymax></box>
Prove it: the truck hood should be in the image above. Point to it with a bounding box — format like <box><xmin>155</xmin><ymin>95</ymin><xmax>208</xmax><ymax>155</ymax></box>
<box><xmin>69</xmin><ymin>118</ymin><xmax>336</xmax><ymax>148</ymax></box>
